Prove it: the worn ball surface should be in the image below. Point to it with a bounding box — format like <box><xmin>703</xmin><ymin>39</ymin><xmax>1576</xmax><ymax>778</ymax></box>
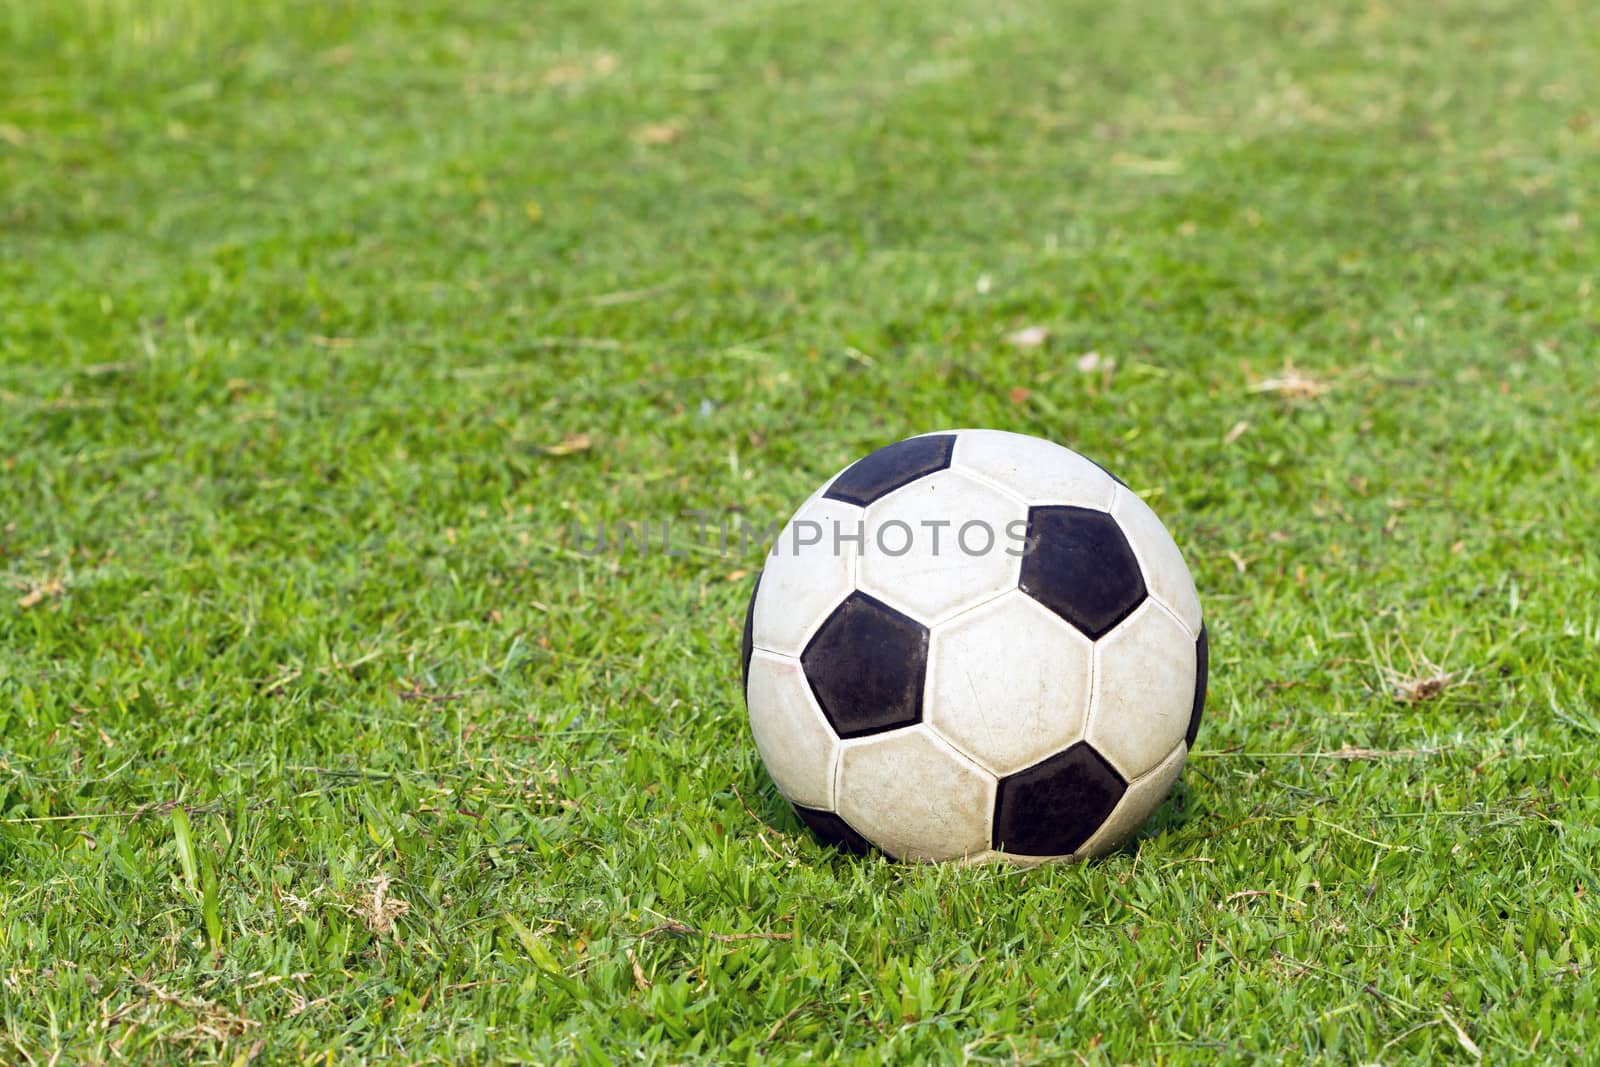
<box><xmin>741</xmin><ymin>429</ymin><xmax>1207</xmax><ymax>864</ymax></box>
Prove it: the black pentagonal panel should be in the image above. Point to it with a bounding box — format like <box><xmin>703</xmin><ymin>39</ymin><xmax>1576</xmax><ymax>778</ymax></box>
<box><xmin>740</xmin><ymin>570</ymin><xmax>762</xmax><ymax>695</ymax></box>
<box><xmin>800</xmin><ymin>591</ymin><xmax>928</xmax><ymax>738</ymax></box>
<box><xmin>1187</xmin><ymin>624</ymin><xmax>1208</xmax><ymax>748</ymax></box>
<box><xmin>822</xmin><ymin>434</ymin><xmax>955</xmax><ymax>506</ymax></box>
<box><xmin>1018</xmin><ymin>506</ymin><xmax>1147</xmax><ymax>639</ymax></box>
<box><xmin>993</xmin><ymin>742</ymin><xmax>1127</xmax><ymax>857</ymax></box>
<box><xmin>791</xmin><ymin>804</ymin><xmax>875</xmax><ymax>856</ymax></box>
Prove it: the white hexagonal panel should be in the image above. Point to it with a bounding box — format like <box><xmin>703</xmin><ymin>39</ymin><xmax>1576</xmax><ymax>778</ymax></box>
<box><xmin>1085</xmin><ymin>600</ymin><xmax>1198</xmax><ymax>780</ymax></box>
<box><xmin>836</xmin><ymin>726</ymin><xmax>996</xmax><ymax>862</ymax></box>
<box><xmin>925</xmin><ymin>591</ymin><xmax>1093</xmax><ymax>776</ymax></box>
<box><xmin>857</xmin><ymin>468</ymin><xmax>1025</xmax><ymax>625</ymax></box>
<box><xmin>1075</xmin><ymin>740</ymin><xmax>1187</xmax><ymax>858</ymax></box>
<box><xmin>745</xmin><ymin>650</ymin><xmax>839</xmax><ymax>810</ymax></box>
<box><xmin>751</xmin><ymin>495</ymin><xmax>864</xmax><ymax>657</ymax></box>
<box><xmin>1110</xmin><ymin>486</ymin><xmax>1202</xmax><ymax>636</ymax></box>
<box><xmin>952</xmin><ymin>429</ymin><xmax>1118</xmax><ymax>511</ymax></box>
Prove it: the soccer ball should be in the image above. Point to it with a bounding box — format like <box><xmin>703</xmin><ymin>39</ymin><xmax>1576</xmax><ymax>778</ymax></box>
<box><xmin>741</xmin><ymin>429</ymin><xmax>1207</xmax><ymax>864</ymax></box>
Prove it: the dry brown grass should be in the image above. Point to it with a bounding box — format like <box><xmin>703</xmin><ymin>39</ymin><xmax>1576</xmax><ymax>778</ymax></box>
<box><xmin>1249</xmin><ymin>361</ymin><xmax>1333</xmax><ymax>400</ymax></box>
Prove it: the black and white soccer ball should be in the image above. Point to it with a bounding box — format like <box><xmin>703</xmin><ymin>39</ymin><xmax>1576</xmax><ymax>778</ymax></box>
<box><xmin>741</xmin><ymin>430</ymin><xmax>1207</xmax><ymax>864</ymax></box>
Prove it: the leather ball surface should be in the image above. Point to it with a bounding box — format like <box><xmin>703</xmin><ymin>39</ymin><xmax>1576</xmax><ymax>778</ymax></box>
<box><xmin>742</xmin><ymin>430</ymin><xmax>1206</xmax><ymax>864</ymax></box>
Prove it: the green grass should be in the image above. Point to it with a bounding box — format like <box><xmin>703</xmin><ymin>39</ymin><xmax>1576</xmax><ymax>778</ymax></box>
<box><xmin>3</xmin><ymin>0</ymin><xmax>1599</xmax><ymax>1061</ymax></box>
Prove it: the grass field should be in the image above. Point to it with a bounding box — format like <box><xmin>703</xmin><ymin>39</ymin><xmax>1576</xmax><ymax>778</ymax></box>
<box><xmin>3</xmin><ymin>0</ymin><xmax>1600</xmax><ymax>1061</ymax></box>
